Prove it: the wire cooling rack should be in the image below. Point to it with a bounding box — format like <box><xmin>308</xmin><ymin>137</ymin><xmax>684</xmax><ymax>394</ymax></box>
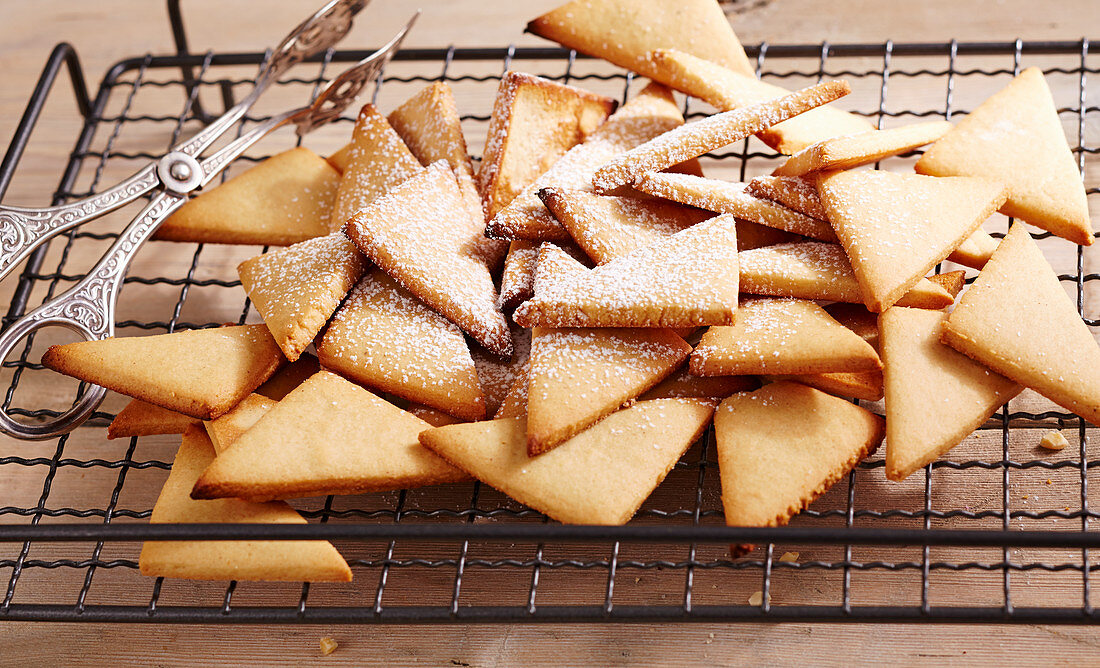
<box><xmin>1</xmin><ymin>3</ymin><xmax>1100</xmax><ymax>624</ymax></box>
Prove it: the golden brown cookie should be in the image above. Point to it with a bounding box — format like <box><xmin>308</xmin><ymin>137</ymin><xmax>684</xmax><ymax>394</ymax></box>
<box><xmin>254</xmin><ymin>353</ymin><xmax>320</xmax><ymax>401</ymax></box>
<box><xmin>942</xmin><ymin>223</ymin><xmax>1100</xmax><ymax>425</ymax></box>
<box><xmin>527</xmin><ymin>327</ymin><xmax>691</xmax><ymax>455</ymax></box>
<box><xmin>326</xmin><ymin>143</ymin><xmax>353</xmax><ymax>174</ymax></box>
<box><xmin>948</xmin><ymin>230</ymin><xmax>1000</xmax><ymax>269</ymax></box>
<box><xmin>203</xmin><ymin>393</ymin><xmax>276</xmax><ymax>454</ymax></box>
<box><xmin>192</xmin><ymin>371</ymin><xmax>468</xmax><ymax>501</ymax></box>
<box><xmin>881</xmin><ymin>307</ymin><xmax>1021</xmax><ymax>481</ymax></box>
<box><xmin>639</xmin><ymin>364</ymin><xmax>759</xmax><ymax>401</ymax></box>
<box><xmin>916</xmin><ymin>67</ymin><xmax>1093</xmax><ymax>245</ymax></box>
<box><xmin>407</xmin><ymin>403</ymin><xmax>465</xmax><ymax>427</ymax></box>
<box><xmin>928</xmin><ymin>270</ymin><xmax>967</xmax><ymax>299</ymax></box>
<box><xmin>420</xmin><ymin>398</ymin><xmax>716</xmax><ymax>524</ymax></box>
<box><xmin>42</xmin><ymin>325</ymin><xmax>284</xmax><ymax>420</ymax></box>
<box><xmin>316</xmin><ymin>268</ymin><xmax>485</xmax><ymax>421</ymax></box>
<box><xmin>494</xmin><ymin>364</ymin><xmax>530</xmax><ymax>419</ymax></box>
<box><xmin>107</xmin><ymin>400</ymin><xmax>199</xmax><ymax>440</ymax></box>
<box><xmin>472</xmin><ymin>327</ymin><xmax>532</xmax><ymax>418</ymax></box>
<box><xmin>499</xmin><ymin>240</ymin><xmax>593</xmax><ymax>312</ymax></box>
<box><xmin>772</xmin><ymin>121</ymin><xmax>953</xmax><ymax>176</ymax></box>
<box><xmin>139</xmin><ymin>426</ymin><xmax>351</xmax><ymax>582</ymax></box>
<box><xmin>772</xmin><ymin>302</ymin><xmax>884</xmax><ymax>401</ymax></box>
<box><xmin>746</xmin><ymin>174</ymin><xmax>829</xmax><ymax>220</ymax></box>
<box><xmin>817</xmin><ymin>170</ymin><xmax>1006</xmax><ymax>311</ymax></box>
<box><xmin>155</xmin><ymin>147</ymin><xmax>338</xmax><ymax>245</ymax></box>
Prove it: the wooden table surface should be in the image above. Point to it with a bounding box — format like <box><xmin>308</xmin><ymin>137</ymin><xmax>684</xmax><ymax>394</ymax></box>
<box><xmin>2</xmin><ymin>1</ymin><xmax>1100</xmax><ymax>665</ymax></box>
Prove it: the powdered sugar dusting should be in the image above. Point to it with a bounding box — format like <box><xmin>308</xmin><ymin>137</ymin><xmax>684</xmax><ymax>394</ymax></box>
<box><xmin>746</xmin><ymin>175</ymin><xmax>828</xmax><ymax>221</ymax></box>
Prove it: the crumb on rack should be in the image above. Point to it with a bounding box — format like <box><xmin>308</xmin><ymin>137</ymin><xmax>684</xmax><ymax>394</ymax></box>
<box><xmin>1039</xmin><ymin>430</ymin><xmax>1070</xmax><ymax>451</ymax></box>
<box><xmin>320</xmin><ymin>637</ymin><xmax>338</xmax><ymax>656</ymax></box>
<box><xmin>778</xmin><ymin>551</ymin><xmax>799</xmax><ymax>563</ymax></box>
<box><xmin>748</xmin><ymin>590</ymin><xmax>769</xmax><ymax>606</ymax></box>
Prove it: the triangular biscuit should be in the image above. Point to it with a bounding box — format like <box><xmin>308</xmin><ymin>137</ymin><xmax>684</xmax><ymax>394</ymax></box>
<box><xmin>942</xmin><ymin>223</ymin><xmax>1100</xmax><ymax>425</ymax></box>
<box><xmin>527</xmin><ymin>327</ymin><xmax>691</xmax><ymax>455</ymax></box>
<box><xmin>499</xmin><ymin>240</ymin><xmax>540</xmax><ymax>311</ymax></box>
<box><xmin>420</xmin><ymin>398</ymin><xmax>717</xmax><ymax>524</ymax></box>
<box><xmin>42</xmin><ymin>325</ymin><xmax>284</xmax><ymax>420</ymax></box>
<box><xmin>344</xmin><ymin>162</ymin><xmax>512</xmax><ymax>356</ymax></box>
<box><xmin>155</xmin><ymin>147</ymin><xmax>338</xmax><ymax>245</ymax></box>
<box><xmin>948</xmin><ymin>231</ymin><xmax>999</xmax><ymax>269</ymax></box>
<box><xmin>737</xmin><ymin>242</ymin><xmax>954</xmax><ymax>309</ymax></box>
<box><xmin>715</xmin><ymin>381</ymin><xmax>884</xmax><ymax>527</ymax></box>
<box><xmin>254</xmin><ymin>353</ymin><xmax>320</xmax><ymax>401</ymax></box>
<box><xmin>527</xmin><ymin>0</ymin><xmax>755</xmax><ymax>80</ymax></box>
<box><xmin>746</xmin><ymin>174</ymin><xmax>830</xmax><ymax>220</ymax></box>
<box><xmin>494</xmin><ymin>364</ymin><xmax>530</xmax><ymax>419</ymax></box>
<box><xmin>326</xmin><ymin>143</ymin><xmax>352</xmax><ymax>174</ymax></box>
<box><xmin>139</xmin><ymin>426</ymin><xmax>351</xmax><ymax>582</ymax></box>
<box><xmin>593</xmin><ymin>81</ymin><xmax>851</xmax><ymax>192</ymax></box>
<box><xmin>916</xmin><ymin>67</ymin><xmax>1093</xmax><ymax>245</ymax></box>
<box><xmin>479</xmin><ymin>72</ymin><xmax>617</xmax><ymax>218</ymax></box>
<box><xmin>773</xmin><ymin>121</ymin><xmax>953</xmax><ymax>176</ymax></box>
<box><xmin>648</xmin><ymin>49</ymin><xmax>874</xmax><ymax>154</ymax></box>
<box><xmin>192</xmin><ymin>371</ymin><xmax>468</xmax><ymax>500</ymax></box>
<box><xmin>929</xmin><ymin>270</ymin><xmax>966</xmax><ymax>299</ymax></box>
<box><xmin>824</xmin><ymin>302</ymin><xmax>880</xmax><ymax>348</ymax></box>
<box><xmin>512</xmin><ymin>213</ymin><xmax>740</xmax><ymax>328</ymax></box>
<box><xmin>329</xmin><ymin>104</ymin><xmax>423</xmax><ymax>232</ymax></box>
<box><xmin>107</xmin><ymin>400</ymin><xmax>199</xmax><ymax>440</ymax></box>
<box><xmin>635</xmin><ymin>173</ymin><xmax>837</xmax><ymax>242</ymax></box>
<box><xmin>881</xmin><ymin>307</ymin><xmax>1021</xmax><ymax>481</ymax></box>
<box><xmin>691</xmin><ymin>299</ymin><xmax>881</xmax><ymax>376</ymax></box>
<box><xmin>316</xmin><ymin>268</ymin><xmax>485</xmax><ymax>421</ymax></box>
<box><xmin>472</xmin><ymin>327</ymin><xmax>532</xmax><ymax>418</ymax></box>
<box><xmin>817</xmin><ymin>170</ymin><xmax>1006</xmax><ymax>311</ymax></box>
<box><xmin>539</xmin><ymin>187</ymin><xmax>712</xmax><ymax>264</ymax></box>
<box><xmin>485</xmin><ymin>83</ymin><xmax>687</xmax><ymax>241</ymax></box>
<box><xmin>772</xmin><ymin>302</ymin><xmax>884</xmax><ymax>400</ymax></box>
<box><xmin>407</xmin><ymin>403</ymin><xmax>465</xmax><ymax>427</ymax></box>
<box><xmin>238</xmin><ymin>233</ymin><xmax>366</xmax><ymax>361</ymax></box>
<box><xmin>203</xmin><ymin>393</ymin><xmax>276</xmax><ymax>454</ymax></box>
<box><xmin>641</xmin><ymin>364</ymin><xmax>758</xmax><ymax>401</ymax></box>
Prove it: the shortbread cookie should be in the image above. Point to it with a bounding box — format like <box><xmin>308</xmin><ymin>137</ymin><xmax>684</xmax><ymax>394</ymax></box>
<box><xmin>192</xmin><ymin>371</ymin><xmax>468</xmax><ymax>501</ymax></box>
<box><xmin>640</xmin><ymin>364</ymin><xmax>758</xmax><ymax>401</ymax></box>
<box><xmin>498</xmin><ymin>240</ymin><xmax>589</xmax><ymax>312</ymax></box>
<box><xmin>539</xmin><ymin>187</ymin><xmax>712</xmax><ymax>263</ymax></box>
<box><xmin>772</xmin><ymin>120</ymin><xmax>953</xmax><ymax>176</ymax></box>
<box><xmin>316</xmin><ymin>268</ymin><xmax>485</xmax><ymax>421</ymax></box>
<box><xmin>254</xmin><ymin>352</ymin><xmax>320</xmax><ymax>400</ymax></box>
<box><xmin>929</xmin><ymin>270</ymin><xmax>967</xmax><ymax>299</ymax></box>
<box><xmin>407</xmin><ymin>403</ymin><xmax>465</xmax><ymax>427</ymax></box>
<box><xmin>512</xmin><ymin>213</ymin><xmax>740</xmax><ymax>328</ymax></box>
<box><xmin>766</xmin><ymin>370</ymin><xmax>883</xmax><ymax>402</ymax></box>
<box><xmin>107</xmin><ymin>400</ymin><xmax>199</xmax><ymax>440</ymax></box>
<box><xmin>329</xmin><ymin>104</ymin><xmax>423</xmax><ymax>232</ymax></box>
<box><xmin>155</xmin><ymin>147</ymin><xmax>338</xmax><ymax>245</ymax></box>
<box><xmin>527</xmin><ymin>0</ymin><xmax>755</xmax><ymax>81</ymax></box>
<box><xmin>737</xmin><ymin>242</ymin><xmax>955</xmax><ymax>309</ymax></box>
<box><xmin>746</xmin><ymin>174</ymin><xmax>829</xmax><ymax>220</ymax></box>
<box><xmin>494</xmin><ymin>364</ymin><xmax>530</xmax><ymax>419</ymax></box>
<box><xmin>139</xmin><ymin>426</ymin><xmax>351</xmax><ymax>582</ymax></box>
<box><xmin>817</xmin><ymin>170</ymin><xmax>1006</xmax><ymax>311</ymax></box>
<box><xmin>42</xmin><ymin>325</ymin><xmax>284</xmax><ymax>420</ymax></box>
<box><xmin>326</xmin><ymin>143</ymin><xmax>353</xmax><ymax>174</ymax></box>
<box><xmin>948</xmin><ymin>230</ymin><xmax>999</xmax><ymax>269</ymax></box>
<box><xmin>635</xmin><ymin>173</ymin><xmax>837</xmax><ymax>242</ymax></box>
<box><xmin>715</xmin><ymin>381</ymin><xmax>884</xmax><ymax>528</ymax></box>
<box><xmin>593</xmin><ymin>80</ymin><xmax>851</xmax><ymax>192</ymax></box>
<box><xmin>238</xmin><ymin>233</ymin><xmax>366</xmax><ymax>361</ymax></box>
<box><xmin>485</xmin><ymin>83</ymin><xmax>687</xmax><ymax>241</ymax></box>
<box><xmin>344</xmin><ymin>162</ymin><xmax>512</xmax><ymax>356</ymax></box>
<box><xmin>472</xmin><ymin>327</ymin><xmax>532</xmax><ymax>417</ymax></box>
<box><xmin>824</xmin><ymin>302</ymin><xmax>880</xmax><ymax>349</ymax></box>
<box><xmin>204</xmin><ymin>393</ymin><xmax>276</xmax><ymax>454</ymax></box>
<box><xmin>648</xmin><ymin>49</ymin><xmax>874</xmax><ymax>154</ymax></box>
<box><xmin>916</xmin><ymin>67</ymin><xmax>1093</xmax><ymax>245</ymax></box>
<box><xmin>420</xmin><ymin>398</ymin><xmax>716</xmax><ymax>524</ymax></box>
<box><xmin>691</xmin><ymin>299</ymin><xmax>881</xmax><ymax>376</ymax></box>
<box><xmin>527</xmin><ymin>327</ymin><xmax>691</xmax><ymax>455</ymax></box>
<box><xmin>479</xmin><ymin>72</ymin><xmax>617</xmax><ymax>218</ymax></box>
<box><xmin>881</xmin><ymin>307</ymin><xmax>1021</xmax><ymax>481</ymax></box>
<box><xmin>942</xmin><ymin>223</ymin><xmax>1100</xmax><ymax>425</ymax></box>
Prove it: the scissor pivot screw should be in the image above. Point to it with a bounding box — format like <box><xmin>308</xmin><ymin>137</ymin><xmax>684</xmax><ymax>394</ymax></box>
<box><xmin>157</xmin><ymin>152</ymin><xmax>204</xmax><ymax>194</ymax></box>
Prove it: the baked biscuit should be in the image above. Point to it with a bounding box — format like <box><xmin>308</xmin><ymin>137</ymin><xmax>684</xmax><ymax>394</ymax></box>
<box><xmin>155</xmin><ymin>147</ymin><xmax>338</xmax><ymax>245</ymax></box>
<box><xmin>494</xmin><ymin>364</ymin><xmax>530</xmax><ymax>419</ymax></box>
<box><xmin>107</xmin><ymin>400</ymin><xmax>199</xmax><ymax>440</ymax></box>
<box><xmin>203</xmin><ymin>393</ymin><xmax>276</xmax><ymax>454</ymax></box>
<box><xmin>254</xmin><ymin>353</ymin><xmax>320</xmax><ymax>400</ymax></box>
<box><xmin>326</xmin><ymin>143</ymin><xmax>353</xmax><ymax>174</ymax></box>
<box><xmin>420</xmin><ymin>398</ymin><xmax>717</xmax><ymax>524</ymax></box>
<box><xmin>472</xmin><ymin>327</ymin><xmax>532</xmax><ymax>418</ymax></box>
<box><xmin>772</xmin><ymin>121</ymin><xmax>953</xmax><ymax>176</ymax></box>
<box><xmin>639</xmin><ymin>364</ymin><xmax>758</xmax><ymax>401</ymax></box>
<box><xmin>929</xmin><ymin>270</ymin><xmax>967</xmax><ymax>299</ymax></box>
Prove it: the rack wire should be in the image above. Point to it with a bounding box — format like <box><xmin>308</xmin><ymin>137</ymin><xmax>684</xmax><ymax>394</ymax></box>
<box><xmin>1</xmin><ymin>5</ymin><xmax>1099</xmax><ymax>624</ymax></box>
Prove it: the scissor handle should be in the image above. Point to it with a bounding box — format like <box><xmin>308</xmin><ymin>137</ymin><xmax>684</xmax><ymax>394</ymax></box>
<box><xmin>0</xmin><ymin>191</ymin><xmax>185</xmax><ymax>440</ymax></box>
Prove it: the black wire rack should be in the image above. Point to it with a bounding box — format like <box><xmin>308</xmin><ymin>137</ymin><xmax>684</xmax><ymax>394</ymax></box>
<box><xmin>1</xmin><ymin>2</ymin><xmax>1100</xmax><ymax>624</ymax></box>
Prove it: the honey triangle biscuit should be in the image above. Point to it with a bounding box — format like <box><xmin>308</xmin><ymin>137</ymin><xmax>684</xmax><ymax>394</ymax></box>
<box><xmin>485</xmin><ymin>83</ymin><xmax>687</xmax><ymax>241</ymax></box>
<box><xmin>513</xmin><ymin>213</ymin><xmax>740</xmax><ymax>328</ymax></box>
<box><xmin>715</xmin><ymin>381</ymin><xmax>884</xmax><ymax>528</ymax></box>
<box><xmin>139</xmin><ymin>426</ymin><xmax>351</xmax><ymax>582</ymax></box>
<box><xmin>640</xmin><ymin>364</ymin><xmax>758</xmax><ymax>401</ymax></box>
<box><xmin>817</xmin><ymin>170</ymin><xmax>1006</xmax><ymax>311</ymax></box>
<box><xmin>527</xmin><ymin>327</ymin><xmax>691</xmax><ymax>455</ymax></box>
<box><xmin>329</xmin><ymin>104</ymin><xmax>423</xmax><ymax>232</ymax></box>
<box><xmin>737</xmin><ymin>242</ymin><xmax>954</xmax><ymax>309</ymax></box>
<box><xmin>772</xmin><ymin>121</ymin><xmax>953</xmax><ymax>176</ymax></box>
<box><xmin>746</xmin><ymin>174</ymin><xmax>829</xmax><ymax>220</ymax></box>
<box><xmin>238</xmin><ymin>233</ymin><xmax>366</xmax><ymax>361</ymax></box>
<box><xmin>649</xmin><ymin>49</ymin><xmax>874</xmax><ymax>154</ymax></box>
<box><xmin>203</xmin><ymin>393</ymin><xmax>276</xmax><ymax>455</ymax></box>
<box><xmin>42</xmin><ymin>324</ymin><xmax>284</xmax><ymax>420</ymax></box>
<box><xmin>592</xmin><ymin>80</ymin><xmax>851</xmax><ymax>192</ymax></box>
<box><xmin>538</xmin><ymin>187</ymin><xmax>712</xmax><ymax>264</ymax></box>
<box><xmin>948</xmin><ymin>231</ymin><xmax>999</xmax><ymax>270</ymax></box>
<box><xmin>498</xmin><ymin>240</ymin><xmax>589</xmax><ymax>312</ymax></box>
<box><xmin>344</xmin><ymin>161</ymin><xmax>512</xmax><ymax>356</ymax></box>
<box><xmin>407</xmin><ymin>403</ymin><xmax>466</xmax><ymax>427</ymax></box>
<box><xmin>916</xmin><ymin>67</ymin><xmax>1093</xmax><ymax>245</ymax></box>
<box><xmin>420</xmin><ymin>398</ymin><xmax>717</xmax><ymax>524</ymax></box>
<box><xmin>881</xmin><ymin>307</ymin><xmax>1021</xmax><ymax>481</ymax></box>
<box><xmin>254</xmin><ymin>353</ymin><xmax>320</xmax><ymax>400</ymax></box>
<box><xmin>316</xmin><ymin>268</ymin><xmax>485</xmax><ymax>421</ymax></box>
<box><xmin>929</xmin><ymin>270</ymin><xmax>967</xmax><ymax>299</ymax></box>
<box><xmin>326</xmin><ymin>143</ymin><xmax>353</xmax><ymax>174</ymax></box>
<box><xmin>479</xmin><ymin>72</ymin><xmax>617</xmax><ymax>219</ymax></box>
<box><xmin>192</xmin><ymin>371</ymin><xmax>468</xmax><ymax>501</ymax></box>
<box><xmin>494</xmin><ymin>364</ymin><xmax>530</xmax><ymax>419</ymax></box>
<box><xmin>527</xmin><ymin>0</ymin><xmax>755</xmax><ymax>81</ymax></box>
<box><xmin>691</xmin><ymin>299</ymin><xmax>881</xmax><ymax>376</ymax></box>
<box><xmin>472</xmin><ymin>327</ymin><xmax>532</xmax><ymax>418</ymax></box>
<box><xmin>107</xmin><ymin>400</ymin><xmax>199</xmax><ymax>440</ymax></box>
<box><xmin>942</xmin><ymin>223</ymin><xmax>1100</xmax><ymax>425</ymax></box>
<box><xmin>635</xmin><ymin>173</ymin><xmax>837</xmax><ymax>242</ymax></box>
<box><xmin>155</xmin><ymin>147</ymin><xmax>338</xmax><ymax>245</ymax></box>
